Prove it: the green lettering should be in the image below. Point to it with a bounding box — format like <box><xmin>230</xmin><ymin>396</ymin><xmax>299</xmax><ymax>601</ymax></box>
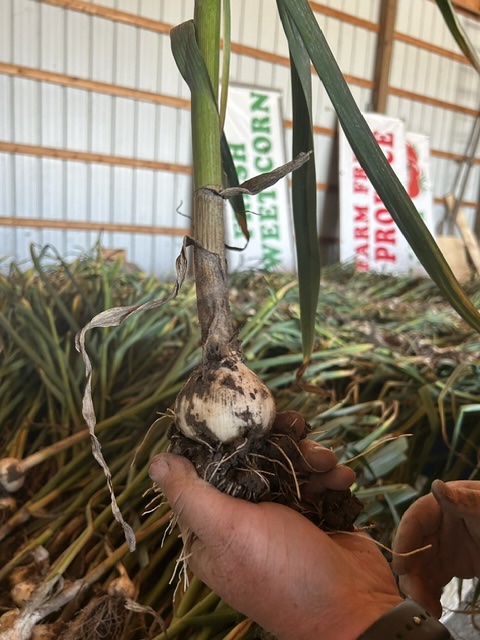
<box><xmin>262</xmin><ymin>243</ymin><xmax>282</xmax><ymax>270</ymax></box>
<box><xmin>229</xmin><ymin>143</ymin><xmax>247</xmax><ymax>163</ymax></box>
<box><xmin>255</xmin><ymin>156</ymin><xmax>273</xmax><ymax>172</ymax></box>
<box><xmin>233</xmin><ymin>211</ymin><xmax>253</xmax><ymax>239</ymax></box>
<box><xmin>261</xmin><ymin>223</ymin><xmax>279</xmax><ymax>240</ymax></box>
<box><xmin>252</xmin><ymin>117</ymin><xmax>270</xmax><ymax>134</ymax></box>
<box><xmin>250</xmin><ymin>92</ymin><xmax>269</xmax><ymax>112</ymax></box>
<box><xmin>253</xmin><ymin>136</ymin><xmax>272</xmax><ymax>154</ymax></box>
<box><xmin>259</xmin><ymin>204</ymin><xmax>278</xmax><ymax>220</ymax></box>
<box><xmin>236</xmin><ymin>165</ymin><xmax>248</xmax><ymax>181</ymax></box>
<box><xmin>258</xmin><ymin>190</ymin><xmax>276</xmax><ymax>202</ymax></box>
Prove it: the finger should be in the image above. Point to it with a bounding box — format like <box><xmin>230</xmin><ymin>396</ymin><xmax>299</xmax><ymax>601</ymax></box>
<box><xmin>392</xmin><ymin>495</ymin><xmax>441</xmax><ymax>574</ymax></box>
<box><xmin>432</xmin><ymin>479</ymin><xmax>480</xmax><ymax>525</ymax></box>
<box><xmin>299</xmin><ymin>439</ymin><xmax>339</xmax><ymax>472</ymax></box>
<box><xmin>273</xmin><ymin>410</ymin><xmax>307</xmax><ymax>438</ymax></box>
<box><xmin>149</xmin><ymin>453</ymin><xmax>250</xmax><ymax>544</ymax></box>
<box><xmin>398</xmin><ymin>573</ymin><xmax>443</xmax><ymax>618</ymax></box>
<box><xmin>304</xmin><ymin>465</ymin><xmax>356</xmax><ymax>493</ymax></box>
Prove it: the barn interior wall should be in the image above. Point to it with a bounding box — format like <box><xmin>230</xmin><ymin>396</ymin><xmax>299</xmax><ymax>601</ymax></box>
<box><xmin>0</xmin><ymin>0</ymin><xmax>478</xmax><ymax>274</ymax></box>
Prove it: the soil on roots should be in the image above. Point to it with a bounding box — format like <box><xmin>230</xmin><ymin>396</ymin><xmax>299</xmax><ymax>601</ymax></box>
<box><xmin>168</xmin><ymin>418</ymin><xmax>363</xmax><ymax>532</ymax></box>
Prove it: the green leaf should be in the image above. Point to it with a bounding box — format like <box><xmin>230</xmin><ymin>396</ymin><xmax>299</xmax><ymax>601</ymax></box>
<box><xmin>435</xmin><ymin>0</ymin><xmax>480</xmax><ymax>73</ymax></box>
<box><xmin>171</xmin><ymin>20</ymin><xmax>248</xmax><ymax>238</ymax></box>
<box><xmin>219</xmin><ymin>0</ymin><xmax>231</xmax><ymax>130</ymax></box>
<box><xmin>277</xmin><ymin>0</ymin><xmax>320</xmax><ymax>362</ymax></box>
<box><xmin>171</xmin><ymin>20</ymin><xmax>222</xmax><ymax>188</ymax></box>
<box><xmin>221</xmin><ymin>134</ymin><xmax>249</xmax><ymax>242</ymax></box>
<box><xmin>280</xmin><ymin>0</ymin><xmax>480</xmax><ymax>333</ymax></box>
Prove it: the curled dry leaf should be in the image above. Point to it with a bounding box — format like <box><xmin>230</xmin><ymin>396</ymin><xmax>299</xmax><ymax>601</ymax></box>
<box><xmin>75</xmin><ymin>236</ymin><xmax>196</xmax><ymax>551</ymax></box>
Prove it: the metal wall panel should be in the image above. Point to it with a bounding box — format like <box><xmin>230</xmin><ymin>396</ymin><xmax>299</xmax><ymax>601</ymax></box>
<box><xmin>0</xmin><ymin>0</ymin><xmax>478</xmax><ymax>274</ymax></box>
<box><xmin>390</xmin><ymin>1</ymin><xmax>479</xmax><ymax>230</ymax></box>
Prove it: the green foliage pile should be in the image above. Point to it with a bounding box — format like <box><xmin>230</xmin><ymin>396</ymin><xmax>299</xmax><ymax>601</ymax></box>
<box><xmin>0</xmin><ymin>245</ymin><xmax>479</xmax><ymax>639</ymax></box>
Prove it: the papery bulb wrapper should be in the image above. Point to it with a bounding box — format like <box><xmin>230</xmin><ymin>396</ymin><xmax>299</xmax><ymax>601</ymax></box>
<box><xmin>174</xmin><ymin>358</ymin><xmax>275</xmax><ymax>444</ymax></box>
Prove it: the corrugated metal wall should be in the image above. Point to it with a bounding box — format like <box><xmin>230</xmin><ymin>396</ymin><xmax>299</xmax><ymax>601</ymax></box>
<box><xmin>0</xmin><ymin>0</ymin><xmax>478</xmax><ymax>273</ymax></box>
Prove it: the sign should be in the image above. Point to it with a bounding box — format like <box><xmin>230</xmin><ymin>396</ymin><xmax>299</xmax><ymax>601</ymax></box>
<box><xmin>224</xmin><ymin>85</ymin><xmax>295</xmax><ymax>272</ymax></box>
<box><xmin>405</xmin><ymin>131</ymin><xmax>435</xmax><ymax>275</ymax></box>
<box><xmin>339</xmin><ymin>113</ymin><xmax>434</xmax><ymax>275</ymax></box>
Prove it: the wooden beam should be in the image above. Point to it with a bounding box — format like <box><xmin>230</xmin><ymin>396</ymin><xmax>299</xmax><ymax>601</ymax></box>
<box><xmin>0</xmin><ymin>63</ymin><xmax>190</xmax><ymax>110</ymax></box>
<box><xmin>40</xmin><ymin>0</ymin><xmax>171</xmax><ymax>34</ymax></box>
<box><xmin>0</xmin><ymin>134</ymin><xmax>478</xmax><ymax>178</ymax></box>
<box><xmin>5</xmin><ymin>61</ymin><xmax>477</xmax><ymax>122</ymax></box>
<box><xmin>372</xmin><ymin>0</ymin><xmax>397</xmax><ymax>113</ymax></box>
<box><xmin>0</xmin><ymin>216</ymin><xmax>189</xmax><ymax>236</ymax></box>
<box><xmin>451</xmin><ymin>0</ymin><xmax>480</xmax><ymax>17</ymax></box>
<box><xmin>388</xmin><ymin>87</ymin><xmax>480</xmax><ymax>117</ymax></box>
<box><xmin>284</xmin><ymin>120</ymin><xmax>336</xmax><ymax>138</ymax></box>
<box><xmin>394</xmin><ymin>32</ymin><xmax>467</xmax><ymax>64</ymax></box>
<box><xmin>434</xmin><ymin>196</ymin><xmax>477</xmax><ymax>208</ymax></box>
<box><xmin>0</xmin><ymin>142</ymin><xmax>192</xmax><ymax>174</ymax></box>
<box><xmin>309</xmin><ymin>2</ymin><xmax>379</xmax><ymax>32</ymax></box>
<box><xmin>431</xmin><ymin>148</ymin><xmax>480</xmax><ymax>164</ymax></box>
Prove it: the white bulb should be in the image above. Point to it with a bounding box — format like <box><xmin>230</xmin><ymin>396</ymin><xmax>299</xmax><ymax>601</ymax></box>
<box><xmin>0</xmin><ymin>458</ymin><xmax>25</xmax><ymax>493</ymax></box>
<box><xmin>175</xmin><ymin>359</ymin><xmax>275</xmax><ymax>444</ymax></box>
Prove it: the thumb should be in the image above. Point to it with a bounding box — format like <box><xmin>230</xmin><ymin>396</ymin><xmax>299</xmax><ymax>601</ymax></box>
<box><xmin>149</xmin><ymin>452</ymin><xmax>245</xmax><ymax>540</ymax></box>
<box><xmin>432</xmin><ymin>479</ymin><xmax>480</xmax><ymax>508</ymax></box>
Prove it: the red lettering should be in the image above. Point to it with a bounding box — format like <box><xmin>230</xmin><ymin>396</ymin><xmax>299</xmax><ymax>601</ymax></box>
<box><xmin>375</xmin><ymin>228</ymin><xmax>396</xmax><ymax>244</ymax></box>
<box><xmin>354</xmin><ymin>206</ymin><xmax>368</xmax><ymax>223</ymax></box>
<box><xmin>354</xmin><ymin>167</ymin><xmax>367</xmax><ymax>181</ymax></box>
<box><xmin>355</xmin><ymin>226</ymin><xmax>368</xmax><ymax>239</ymax></box>
<box><xmin>354</xmin><ymin>182</ymin><xmax>368</xmax><ymax>194</ymax></box>
<box><xmin>374</xmin><ymin>132</ymin><xmax>394</xmax><ymax>147</ymax></box>
<box><xmin>356</xmin><ymin>244</ymin><xmax>369</xmax><ymax>258</ymax></box>
<box><xmin>375</xmin><ymin>208</ymin><xmax>394</xmax><ymax>224</ymax></box>
<box><xmin>353</xmin><ymin>166</ymin><xmax>368</xmax><ymax>193</ymax></box>
<box><xmin>375</xmin><ymin>247</ymin><xmax>396</xmax><ymax>262</ymax></box>
<box><xmin>356</xmin><ymin>260</ymin><xmax>370</xmax><ymax>271</ymax></box>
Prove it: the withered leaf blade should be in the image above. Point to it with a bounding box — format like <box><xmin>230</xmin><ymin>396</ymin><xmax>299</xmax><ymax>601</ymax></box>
<box><xmin>75</xmin><ymin>236</ymin><xmax>194</xmax><ymax>551</ymax></box>
<box><xmin>218</xmin><ymin>151</ymin><xmax>312</xmax><ymax>199</ymax></box>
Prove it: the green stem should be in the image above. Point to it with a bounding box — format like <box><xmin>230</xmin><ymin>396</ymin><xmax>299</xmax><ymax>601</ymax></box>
<box><xmin>47</xmin><ymin>458</ymin><xmax>149</xmax><ymax>578</ymax></box>
<box><xmin>151</xmin><ymin>590</ymin><xmax>221</xmax><ymax>640</ymax></box>
<box><xmin>175</xmin><ymin>575</ymin><xmax>206</xmax><ymax>617</ymax></box>
<box><xmin>81</xmin><ymin>511</ymin><xmax>172</xmax><ymax>588</ymax></box>
<box><xmin>190</xmin><ymin>0</ymin><xmax>234</xmax><ymax>356</ymax></box>
<box><xmin>192</xmin><ymin>0</ymin><xmax>222</xmax><ymax>189</ymax></box>
<box><xmin>194</xmin><ymin>0</ymin><xmax>221</xmax><ymax>102</ymax></box>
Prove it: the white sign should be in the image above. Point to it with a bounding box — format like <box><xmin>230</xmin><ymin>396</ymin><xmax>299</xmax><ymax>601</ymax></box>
<box><xmin>339</xmin><ymin>113</ymin><xmax>433</xmax><ymax>275</ymax></box>
<box><xmin>405</xmin><ymin>131</ymin><xmax>435</xmax><ymax>275</ymax></box>
<box><xmin>224</xmin><ymin>85</ymin><xmax>295</xmax><ymax>272</ymax></box>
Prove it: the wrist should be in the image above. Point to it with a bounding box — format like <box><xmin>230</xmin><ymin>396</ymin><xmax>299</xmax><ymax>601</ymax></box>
<box><xmin>357</xmin><ymin>598</ymin><xmax>452</xmax><ymax>639</ymax></box>
<box><xmin>275</xmin><ymin>594</ymin><xmax>404</xmax><ymax>640</ymax></box>
<box><xmin>341</xmin><ymin>594</ymin><xmax>405</xmax><ymax>640</ymax></box>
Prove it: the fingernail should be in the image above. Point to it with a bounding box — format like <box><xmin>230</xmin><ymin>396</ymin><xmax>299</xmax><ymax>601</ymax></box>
<box><xmin>149</xmin><ymin>454</ymin><xmax>169</xmax><ymax>484</ymax></box>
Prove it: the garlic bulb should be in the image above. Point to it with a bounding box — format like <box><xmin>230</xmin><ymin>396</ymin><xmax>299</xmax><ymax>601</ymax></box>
<box><xmin>107</xmin><ymin>575</ymin><xmax>136</xmax><ymax>600</ymax></box>
<box><xmin>10</xmin><ymin>580</ymin><xmax>37</xmax><ymax>607</ymax></box>
<box><xmin>175</xmin><ymin>358</ymin><xmax>275</xmax><ymax>444</ymax></box>
<box><xmin>0</xmin><ymin>457</ymin><xmax>26</xmax><ymax>493</ymax></box>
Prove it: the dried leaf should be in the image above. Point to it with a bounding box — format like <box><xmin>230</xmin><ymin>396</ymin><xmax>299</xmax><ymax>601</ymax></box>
<box><xmin>218</xmin><ymin>151</ymin><xmax>312</xmax><ymax>199</ymax></box>
<box><xmin>75</xmin><ymin>237</ymin><xmax>193</xmax><ymax>551</ymax></box>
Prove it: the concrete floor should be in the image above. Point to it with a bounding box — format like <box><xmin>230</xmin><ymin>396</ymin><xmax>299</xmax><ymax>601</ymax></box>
<box><xmin>441</xmin><ymin>580</ymin><xmax>479</xmax><ymax>639</ymax></box>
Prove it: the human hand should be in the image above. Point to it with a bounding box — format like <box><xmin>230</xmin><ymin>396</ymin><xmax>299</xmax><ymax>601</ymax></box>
<box><xmin>392</xmin><ymin>480</ymin><xmax>480</xmax><ymax>617</ymax></box>
<box><xmin>149</xmin><ymin>442</ymin><xmax>402</xmax><ymax>640</ymax></box>
<box><xmin>273</xmin><ymin>410</ymin><xmax>356</xmax><ymax>493</ymax></box>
